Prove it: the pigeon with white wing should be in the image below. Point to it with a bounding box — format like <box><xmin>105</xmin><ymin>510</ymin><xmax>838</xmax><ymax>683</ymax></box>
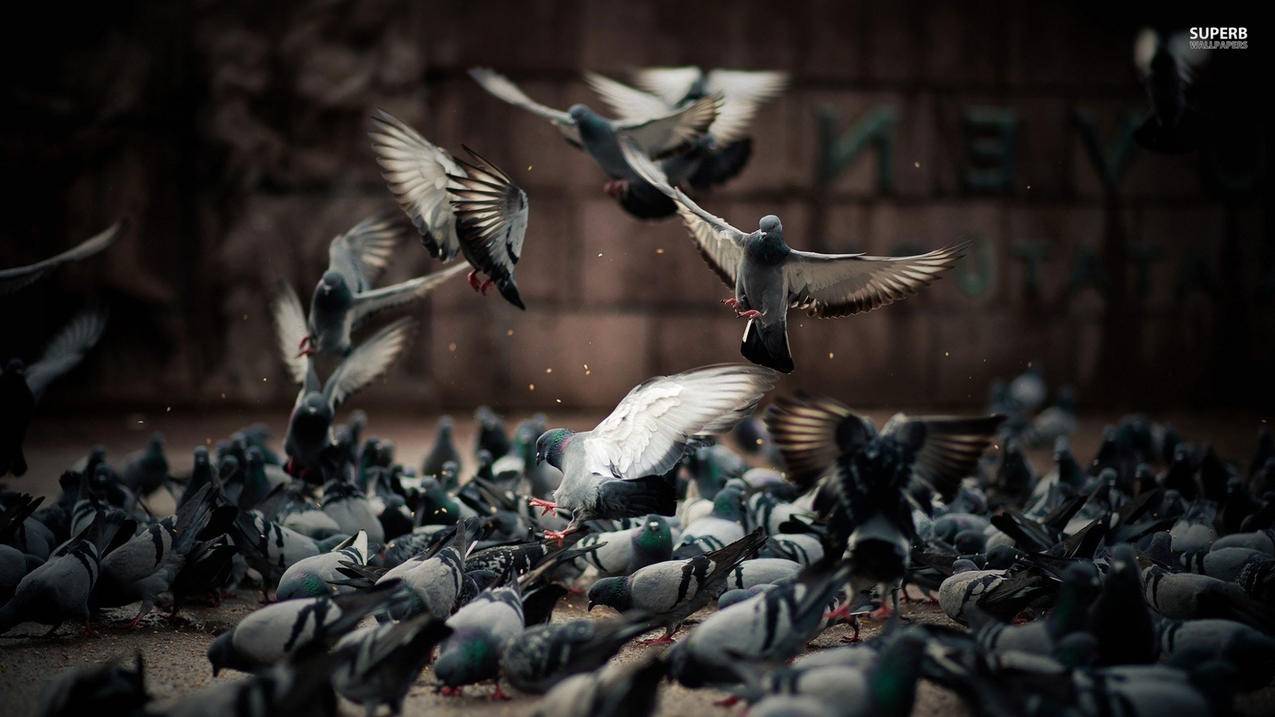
<box><xmin>621</xmin><ymin>140</ymin><xmax>967</xmax><ymax>372</ymax></box>
<box><xmin>531</xmin><ymin>363</ymin><xmax>778</xmax><ymax>541</ymax></box>
<box><xmin>469</xmin><ymin>67</ymin><xmax>720</xmax><ymax>219</ymax></box>
<box><xmin>0</xmin><ymin>223</ymin><xmax>119</xmax><ymax>295</ymax></box>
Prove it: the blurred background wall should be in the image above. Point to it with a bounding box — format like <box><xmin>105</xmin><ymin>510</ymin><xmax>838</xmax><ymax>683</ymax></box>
<box><xmin>0</xmin><ymin>1</ymin><xmax>1269</xmax><ymax>413</ymax></box>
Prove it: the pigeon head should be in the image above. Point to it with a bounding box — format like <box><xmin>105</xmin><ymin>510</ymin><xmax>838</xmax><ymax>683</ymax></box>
<box><xmin>206</xmin><ymin>630</ymin><xmax>245</xmax><ymax>676</ymax></box>
<box><xmin>314</xmin><ymin>271</ymin><xmax>352</xmax><ymax>308</ymax></box>
<box><xmin>439</xmin><ymin>461</ymin><xmax>460</xmax><ymax>491</ymax></box>
<box><xmin>586</xmin><ymin>576</ymin><xmax>632</xmax><ymax>613</ymax></box>
<box><xmin>710</xmin><ymin>485</ymin><xmax>745</xmax><ymax>521</ymax></box>
<box><xmin>192</xmin><ymin>446</ymin><xmax>210</xmax><ymax>471</ymax></box>
<box><xmin>758</xmin><ymin>215</ymin><xmax>782</xmax><ymax>235</ymax></box>
<box><xmin>535</xmin><ymin>429</ymin><xmax>574</xmax><ymax>470</ymax></box>
<box><xmin>567</xmin><ymin>104</ymin><xmax>601</xmax><ymax>125</ymax></box>
<box><xmin>633</xmin><ymin>515</ymin><xmax>672</xmax><ymax>557</ymax></box>
<box><xmin>433</xmin><ymin>632</ymin><xmax>500</xmax><ymax>687</ymax></box>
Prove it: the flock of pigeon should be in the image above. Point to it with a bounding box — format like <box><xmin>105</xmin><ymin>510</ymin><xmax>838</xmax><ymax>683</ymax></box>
<box><xmin>0</xmin><ymin>58</ymin><xmax>1271</xmax><ymax>717</ymax></box>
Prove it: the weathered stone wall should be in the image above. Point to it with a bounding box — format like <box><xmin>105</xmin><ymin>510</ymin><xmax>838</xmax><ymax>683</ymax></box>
<box><xmin>1</xmin><ymin>2</ymin><xmax>1269</xmax><ymax>411</ymax></box>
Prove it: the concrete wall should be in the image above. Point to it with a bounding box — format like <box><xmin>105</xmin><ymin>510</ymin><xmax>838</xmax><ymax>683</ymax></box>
<box><xmin>1</xmin><ymin>1</ymin><xmax>1269</xmax><ymax>411</ymax></box>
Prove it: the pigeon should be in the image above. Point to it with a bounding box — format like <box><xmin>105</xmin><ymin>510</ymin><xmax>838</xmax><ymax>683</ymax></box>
<box><xmin>277</xmin><ymin>529</ymin><xmax>369</xmax><ymax>600</ymax></box>
<box><xmin>332</xmin><ymin>613</ymin><xmax>453</xmax><ymax>715</ymax></box>
<box><xmin>321</xmin><ymin>481</ymin><xmax>385</xmax><ymax>545</ymax></box>
<box><xmin>1</xmin><ymin>307</ymin><xmax>108</xmax><ymax>477</ymax></box>
<box><xmin>673</xmin><ymin>484</ymin><xmax>746</xmax><ymax>558</ymax></box>
<box><xmin>432</xmin><ymin>579</ymin><xmax>525</xmax><ymax>696</ymax></box>
<box><xmin>375</xmin><ymin>518</ymin><xmax>473</xmax><ymax>620</ymax></box>
<box><xmin>0</xmin><ymin>517</ymin><xmax>106</xmax><ymax>635</ymax></box>
<box><xmin>621</xmin><ymin>141</ymin><xmax>965</xmax><ymax>372</ymax></box>
<box><xmin>500</xmin><ymin>614</ymin><xmax>657</xmax><ymax>694</ymax></box>
<box><xmin>474</xmin><ymin>406</ymin><xmax>512</xmax><ymax>459</ymax></box>
<box><xmin>531</xmin><ymin>652</ymin><xmax>666</xmax><ymax>717</ymax></box>
<box><xmin>667</xmin><ymin>563</ymin><xmax>849</xmax><ymax>687</ymax></box>
<box><xmin>469</xmin><ymin>66</ymin><xmax>720</xmax><ymax>217</ymax></box>
<box><xmin>0</xmin><ymin>222</ymin><xmax>118</xmax><ymax>294</ymax></box>
<box><xmin>230</xmin><ymin>510</ymin><xmax>321</xmax><ymax>598</ymax></box>
<box><xmin>120</xmin><ymin>433</ymin><xmax>169</xmax><ymax>496</ymax></box>
<box><xmin>206</xmin><ymin>579</ymin><xmax>403</xmax><ymax>674</ymax></box>
<box><xmin>1154</xmin><ymin>618</ymin><xmax>1275</xmax><ymax>689</ymax></box>
<box><xmin>532</xmin><ymin>363</ymin><xmax>778</xmax><ymax>538</ymax></box>
<box><xmin>368</xmin><ymin>109</ymin><xmax>530</xmax><ymax>309</ymax></box>
<box><xmin>760</xmin><ymin>533</ymin><xmax>826</xmax><ymax>567</ymax></box>
<box><xmin>582</xmin><ymin>68</ymin><xmax>787</xmax><ymax>216</ymax></box>
<box><xmin>1086</xmin><ymin>544</ymin><xmax>1157</xmax><ymax>665</ymax></box>
<box><xmin>1133</xmin><ymin>27</ymin><xmax>1209</xmax><ymax>154</ymax></box>
<box><xmin>723</xmin><ymin>557</ymin><xmax>803</xmax><ymax>590</ymax></box>
<box><xmin>421</xmin><ymin>416</ymin><xmax>461</xmax><ymax>478</ymax></box>
<box><xmin>968</xmin><ymin>562</ymin><xmax>1099</xmax><ymax>656</ymax></box>
<box><xmin>567</xmin><ymin>514</ymin><xmax>673</xmax><ymax>577</ymax></box>
<box><xmin>167</xmin><ymin>648</ymin><xmax>342</xmax><ymax>717</ymax></box>
<box><xmin>765</xmin><ymin>393</ymin><xmax>1002</xmax><ymax>613</ymax></box>
<box><xmin>280</xmin><ymin>318</ymin><xmax>413</xmax><ymax>478</ymax></box>
<box><xmin>35</xmin><ymin>653</ymin><xmax>149</xmax><ymax>717</ymax></box>
<box><xmin>273</xmin><ymin>216</ymin><xmax>466</xmax><ymax>359</ymax></box>
<box><xmin>587</xmin><ymin>528</ymin><xmax>767</xmax><ymax>643</ymax></box>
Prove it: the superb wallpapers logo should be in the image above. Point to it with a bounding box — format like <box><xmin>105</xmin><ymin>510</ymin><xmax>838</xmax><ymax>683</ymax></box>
<box><xmin>1188</xmin><ymin>26</ymin><xmax>1249</xmax><ymax>49</ymax></box>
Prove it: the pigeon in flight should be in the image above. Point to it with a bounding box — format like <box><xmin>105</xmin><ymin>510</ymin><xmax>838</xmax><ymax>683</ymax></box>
<box><xmin>532</xmin><ymin>363</ymin><xmax>778</xmax><ymax>540</ymax></box>
<box><xmin>585</xmin><ymin>67</ymin><xmax>788</xmax><ymax>207</ymax></box>
<box><xmin>368</xmin><ymin>109</ymin><xmax>530</xmax><ymax>309</ymax></box>
<box><xmin>468</xmin><ymin>67</ymin><xmax>720</xmax><ymax>218</ymax></box>
<box><xmin>1133</xmin><ymin>27</ymin><xmax>1209</xmax><ymax>154</ymax></box>
<box><xmin>621</xmin><ymin>141</ymin><xmax>966</xmax><ymax>372</ymax></box>
<box><xmin>0</xmin><ymin>223</ymin><xmax>118</xmax><ymax>294</ymax></box>
<box><xmin>1</xmin><ymin>307</ymin><xmax>108</xmax><ymax>477</ymax></box>
<box><xmin>273</xmin><ymin>215</ymin><xmax>466</xmax><ymax>358</ymax></box>
<box><xmin>280</xmin><ymin>318</ymin><xmax>413</xmax><ymax>479</ymax></box>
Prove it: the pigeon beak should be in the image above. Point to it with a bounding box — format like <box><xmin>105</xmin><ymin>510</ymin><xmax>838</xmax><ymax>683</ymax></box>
<box><xmin>212</xmin><ymin>665</ymin><xmax>221</xmax><ymax>677</ymax></box>
<box><xmin>587</xmin><ymin>600</ymin><xmax>597</xmax><ymax>612</ymax></box>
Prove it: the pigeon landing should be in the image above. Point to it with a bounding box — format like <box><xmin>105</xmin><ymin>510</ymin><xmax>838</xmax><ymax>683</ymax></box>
<box><xmin>1</xmin><ymin>308</ymin><xmax>108</xmax><ymax>477</ymax></box>
<box><xmin>621</xmin><ymin>140</ymin><xmax>966</xmax><ymax>372</ymax></box>
<box><xmin>272</xmin><ymin>215</ymin><xmax>467</xmax><ymax>359</ymax></box>
<box><xmin>532</xmin><ymin>363</ymin><xmax>778</xmax><ymax>535</ymax></box>
<box><xmin>468</xmin><ymin>67</ymin><xmax>720</xmax><ymax>219</ymax></box>
<box><xmin>369</xmin><ymin>109</ymin><xmax>530</xmax><ymax>309</ymax></box>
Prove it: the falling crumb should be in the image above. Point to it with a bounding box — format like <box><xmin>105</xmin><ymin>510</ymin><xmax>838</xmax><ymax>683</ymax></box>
<box><xmin>1026</xmin><ymin>184</ymin><xmax>1032</xmax><ymax>190</ymax></box>
<box><xmin>656</xmin><ymin>248</ymin><xmax>664</xmax><ymax>255</ymax></box>
<box><xmin>448</xmin><ymin>342</ymin><xmax>457</xmax><ymax>352</ymax></box>
<box><xmin>165</xmin><ymin>406</ymin><xmax>171</xmax><ymax>413</ymax></box>
<box><xmin>527</xmin><ymin>165</ymin><xmax>533</xmax><ymax>172</ymax></box>
<box><xmin>585</xmin><ymin>370</ymin><xmax>591</xmax><ymax>376</ymax></box>
<box><xmin>555</xmin><ymin>398</ymin><xmax>562</xmax><ymax>404</ymax></box>
<box><xmin>583</xmin><ymin>364</ymin><xmax>589</xmax><ymax>371</ymax></box>
<box><xmin>755</xmin><ymin>438</ymin><xmax>764</xmax><ymax>446</ymax></box>
<box><xmin>944</xmin><ymin>351</ymin><xmax>950</xmax><ymax>357</ymax></box>
<box><xmin>913</xmin><ymin>161</ymin><xmax>921</xmax><ymax>168</ymax></box>
<box><xmin>545</xmin><ymin>368</ymin><xmax>552</xmax><ymax>374</ymax></box>
<box><xmin>528</xmin><ymin>384</ymin><xmax>535</xmax><ymax>391</ymax></box>
<box><xmin>597</xmin><ymin>252</ymin><xmax>604</xmax><ymax>258</ymax></box>
<box><xmin>507</xmin><ymin>329</ymin><xmax>514</xmax><ymax>336</ymax></box>
<box><xmin>220</xmin><ymin>393</ymin><xmax>226</xmax><ymax>399</ymax></box>
<box><xmin>262</xmin><ymin>377</ymin><xmax>268</xmax><ymax>382</ymax></box>
<box><xmin>137</xmin><ymin>419</ymin><xmax>144</xmax><ymax>425</ymax></box>
<box><xmin>828</xmin><ymin>352</ymin><xmax>835</xmax><ymax>359</ymax></box>
<box><xmin>242</xmin><ymin>314</ymin><xmax>248</xmax><ymax>321</ymax></box>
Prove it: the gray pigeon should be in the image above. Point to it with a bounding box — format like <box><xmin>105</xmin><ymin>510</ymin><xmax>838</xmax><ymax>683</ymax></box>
<box><xmin>321</xmin><ymin>482</ymin><xmax>384</xmax><ymax>545</ymax></box>
<box><xmin>0</xmin><ymin>223</ymin><xmax>118</xmax><ymax>294</ymax></box>
<box><xmin>531</xmin><ymin>652</ymin><xmax>666</xmax><ymax>717</ymax></box>
<box><xmin>1154</xmin><ymin>618</ymin><xmax>1275</xmax><ymax>689</ymax></box>
<box><xmin>280</xmin><ymin>318</ymin><xmax>413</xmax><ymax>478</ymax></box>
<box><xmin>375</xmin><ymin>518</ymin><xmax>472</xmax><ymax>620</ymax></box>
<box><xmin>206</xmin><ymin>579</ymin><xmax>403</xmax><ymax>674</ymax></box>
<box><xmin>533</xmin><ymin>363</ymin><xmax>778</xmax><ymax>538</ymax></box>
<box><xmin>432</xmin><ymin>581</ymin><xmax>525</xmax><ymax>696</ymax></box>
<box><xmin>165</xmin><ymin>648</ymin><xmax>341</xmax><ymax>717</ymax></box>
<box><xmin>274</xmin><ymin>215</ymin><xmax>466</xmax><ymax>358</ymax></box>
<box><xmin>332</xmin><ymin>613</ymin><xmax>452</xmax><ymax>715</ymax></box>
<box><xmin>621</xmin><ymin>141</ymin><xmax>965</xmax><ymax>372</ymax></box>
<box><xmin>277</xmin><ymin>529</ymin><xmax>369</xmax><ymax>600</ymax></box>
<box><xmin>469</xmin><ymin>67</ymin><xmax>720</xmax><ymax>213</ymax></box>
<box><xmin>230</xmin><ymin>510</ymin><xmax>321</xmax><ymax>599</ymax></box>
<box><xmin>1</xmin><ymin>307</ymin><xmax>108</xmax><ymax>477</ymax></box>
<box><xmin>567</xmin><ymin>515</ymin><xmax>673</xmax><ymax>577</ymax></box>
<box><xmin>368</xmin><ymin>109</ymin><xmax>530</xmax><ymax>309</ymax></box>
<box><xmin>36</xmin><ymin>653</ymin><xmax>149</xmax><ymax>717</ymax></box>
<box><xmin>500</xmin><ymin>614</ymin><xmax>657</xmax><ymax>694</ymax></box>
<box><xmin>723</xmin><ymin>557</ymin><xmax>803</xmax><ymax>590</ymax></box>
<box><xmin>674</xmin><ymin>484</ymin><xmax>747</xmax><ymax>557</ymax></box>
<box><xmin>587</xmin><ymin>528</ymin><xmax>768</xmax><ymax>643</ymax></box>
<box><xmin>0</xmin><ymin>518</ymin><xmax>105</xmax><ymax>635</ymax></box>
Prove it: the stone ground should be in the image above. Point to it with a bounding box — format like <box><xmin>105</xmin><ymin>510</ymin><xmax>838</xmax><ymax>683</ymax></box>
<box><xmin>1</xmin><ymin>409</ymin><xmax>1271</xmax><ymax>716</ymax></box>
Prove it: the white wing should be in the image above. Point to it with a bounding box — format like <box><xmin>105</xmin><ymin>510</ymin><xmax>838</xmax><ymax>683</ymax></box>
<box><xmin>0</xmin><ymin>223</ymin><xmax>119</xmax><ymax>295</ymax></box>
<box><xmin>368</xmin><ymin>109</ymin><xmax>464</xmax><ymax>261</ymax></box>
<box><xmin>323</xmin><ymin>317</ymin><xmax>413</xmax><ymax>409</ymax></box>
<box><xmin>25</xmin><ymin>308</ymin><xmax>108</xmax><ymax>400</ymax></box>
<box><xmin>328</xmin><ymin>215</ymin><xmax>399</xmax><ymax>288</ymax></box>
<box><xmin>468</xmin><ymin>68</ymin><xmax>582</xmax><ymax>146</ymax></box>
<box><xmin>350</xmin><ymin>262</ymin><xmax>469</xmax><ymax>326</ymax></box>
<box><xmin>613</xmin><ymin>94</ymin><xmax>721</xmax><ymax>158</ymax></box>
<box><xmin>271</xmin><ymin>282</ymin><xmax>311</xmax><ymax>385</ymax></box>
<box><xmin>785</xmin><ymin>244</ymin><xmax>967</xmax><ymax>318</ymax></box>
<box><xmin>702</xmin><ymin>69</ymin><xmax>790</xmax><ymax>143</ymax></box>
<box><xmin>632</xmin><ymin>66</ymin><xmax>705</xmax><ymax>106</ymax></box>
<box><xmin>582</xmin><ymin>364</ymin><xmax>779</xmax><ymax>479</ymax></box>
<box><xmin>583</xmin><ymin>71</ymin><xmax>675</xmax><ymax>120</ymax></box>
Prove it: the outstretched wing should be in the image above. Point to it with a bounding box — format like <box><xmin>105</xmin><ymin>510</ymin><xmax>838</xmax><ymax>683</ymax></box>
<box><xmin>702</xmin><ymin>69</ymin><xmax>790</xmax><ymax>143</ymax></box>
<box><xmin>446</xmin><ymin>146</ymin><xmax>530</xmax><ymax>310</ymax></box>
<box><xmin>582</xmin><ymin>364</ymin><xmax>779</xmax><ymax>480</ymax></box>
<box><xmin>349</xmin><ymin>261</ymin><xmax>469</xmax><ymax>325</ymax></box>
<box><xmin>468</xmin><ymin>68</ymin><xmax>582</xmax><ymax>146</ymax></box>
<box><xmin>881</xmin><ymin>413</ymin><xmax>1006</xmax><ymax>501</ymax></box>
<box><xmin>785</xmin><ymin>243</ymin><xmax>967</xmax><ymax>318</ymax></box>
<box><xmin>619</xmin><ymin>139</ymin><xmax>747</xmax><ymax>288</ymax></box>
<box><xmin>0</xmin><ymin>223</ymin><xmax>119</xmax><ymax>295</ymax></box>
<box><xmin>271</xmin><ymin>282</ymin><xmax>310</xmax><ymax>385</ymax></box>
<box><xmin>764</xmin><ymin>393</ymin><xmax>874</xmax><ymax>490</ymax></box>
<box><xmin>323</xmin><ymin>318</ymin><xmax>414</xmax><ymax>409</ymax></box>
<box><xmin>328</xmin><ymin>215</ymin><xmax>399</xmax><ymax>289</ymax></box>
<box><xmin>24</xmin><ymin>308</ymin><xmax>108</xmax><ymax>401</ymax></box>
<box><xmin>632</xmin><ymin>66</ymin><xmax>705</xmax><ymax>106</ymax></box>
<box><xmin>613</xmin><ymin>94</ymin><xmax>721</xmax><ymax>158</ymax></box>
<box><xmin>368</xmin><ymin>109</ymin><xmax>463</xmax><ymax>261</ymax></box>
<box><xmin>584</xmin><ymin>71</ymin><xmax>675</xmax><ymax>121</ymax></box>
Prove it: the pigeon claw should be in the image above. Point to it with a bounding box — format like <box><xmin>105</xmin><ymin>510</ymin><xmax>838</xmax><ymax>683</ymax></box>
<box><xmin>528</xmin><ymin>497</ymin><xmax>559</xmax><ymax>517</ymax></box>
<box><xmin>823</xmin><ymin>603</ymin><xmax>853</xmax><ymax>623</ymax></box>
<box><xmin>603</xmin><ymin>179</ymin><xmax>629</xmax><ymax>199</ymax></box>
<box><xmin>713</xmin><ymin>696</ymin><xmax>741</xmax><ymax>708</ymax></box>
<box><xmin>736</xmin><ymin>309</ymin><xmax>763</xmax><ymax>320</ymax></box>
<box><xmin>721</xmin><ymin>297</ymin><xmax>740</xmax><ymax>309</ymax></box>
<box><xmin>636</xmin><ymin>634</ymin><xmax>676</xmax><ymax>646</ymax></box>
<box><xmin>467</xmin><ymin>270</ymin><xmax>483</xmax><ymax>293</ymax></box>
<box><xmin>543</xmin><ymin>527</ymin><xmax>578</xmax><ymax>544</ymax></box>
<box><xmin>295</xmin><ymin>335</ymin><xmax>315</xmax><ymax>358</ymax></box>
<box><xmin>489</xmin><ymin>684</ymin><xmax>512</xmax><ymax>701</ymax></box>
<box><xmin>439</xmin><ymin>686</ymin><xmax>464</xmax><ymax>698</ymax></box>
<box><xmin>869</xmin><ymin>604</ymin><xmax>895</xmax><ymax>621</ymax></box>
<box><xmin>479</xmin><ymin>277</ymin><xmax>494</xmax><ymax>295</ymax></box>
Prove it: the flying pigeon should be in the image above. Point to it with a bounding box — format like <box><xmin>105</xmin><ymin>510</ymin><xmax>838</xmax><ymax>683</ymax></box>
<box><xmin>1133</xmin><ymin>28</ymin><xmax>1209</xmax><ymax>154</ymax></box>
<box><xmin>0</xmin><ymin>223</ymin><xmax>118</xmax><ymax>294</ymax></box>
<box><xmin>368</xmin><ymin>109</ymin><xmax>530</xmax><ymax>309</ymax></box>
<box><xmin>1</xmin><ymin>307</ymin><xmax>108</xmax><ymax>477</ymax></box>
<box><xmin>272</xmin><ymin>216</ymin><xmax>464</xmax><ymax>359</ymax></box>
<box><xmin>280</xmin><ymin>318</ymin><xmax>413</xmax><ymax>479</ymax></box>
<box><xmin>584</xmin><ymin>67</ymin><xmax>788</xmax><ymax>206</ymax></box>
<box><xmin>532</xmin><ymin>363</ymin><xmax>778</xmax><ymax>539</ymax></box>
<box><xmin>621</xmin><ymin>141</ymin><xmax>966</xmax><ymax>372</ymax></box>
<box><xmin>468</xmin><ymin>67</ymin><xmax>720</xmax><ymax>219</ymax></box>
